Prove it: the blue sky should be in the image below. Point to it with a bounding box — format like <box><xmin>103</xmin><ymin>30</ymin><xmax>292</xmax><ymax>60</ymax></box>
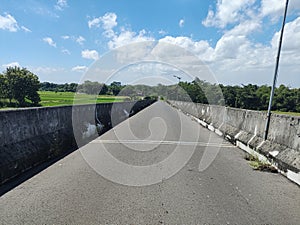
<box><xmin>1</xmin><ymin>0</ymin><xmax>300</xmax><ymax>86</ymax></box>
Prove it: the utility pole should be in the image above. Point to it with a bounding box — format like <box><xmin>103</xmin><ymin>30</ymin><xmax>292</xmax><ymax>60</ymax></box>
<box><xmin>264</xmin><ymin>0</ymin><xmax>289</xmax><ymax>140</ymax></box>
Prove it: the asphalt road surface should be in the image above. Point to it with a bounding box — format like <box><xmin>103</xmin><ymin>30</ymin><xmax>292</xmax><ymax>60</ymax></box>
<box><xmin>0</xmin><ymin>101</ymin><xmax>299</xmax><ymax>224</ymax></box>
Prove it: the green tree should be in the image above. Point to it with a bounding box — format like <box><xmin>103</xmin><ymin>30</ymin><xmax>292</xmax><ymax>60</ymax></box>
<box><xmin>256</xmin><ymin>85</ymin><xmax>271</xmax><ymax>110</ymax></box>
<box><xmin>77</xmin><ymin>80</ymin><xmax>108</xmax><ymax>95</ymax></box>
<box><xmin>274</xmin><ymin>85</ymin><xmax>296</xmax><ymax>112</ymax></box>
<box><xmin>221</xmin><ymin>85</ymin><xmax>239</xmax><ymax>107</ymax></box>
<box><xmin>0</xmin><ymin>73</ymin><xmax>6</xmax><ymax>98</ymax></box>
<box><xmin>109</xmin><ymin>81</ymin><xmax>123</xmax><ymax>95</ymax></box>
<box><xmin>4</xmin><ymin>67</ymin><xmax>40</xmax><ymax>106</ymax></box>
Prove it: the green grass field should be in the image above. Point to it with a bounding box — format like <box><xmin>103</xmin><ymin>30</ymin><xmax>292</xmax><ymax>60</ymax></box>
<box><xmin>38</xmin><ymin>91</ymin><xmax>129</xmax><ymax>106</ymax></box>
<box><xmin>272</xmin><ymin>111</ymin><xmax>300</xmax><ymax>117</ymax></box>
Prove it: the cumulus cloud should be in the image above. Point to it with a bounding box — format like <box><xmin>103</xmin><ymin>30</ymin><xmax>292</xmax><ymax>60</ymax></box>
<box><xmin>88</xmin><ymin>12</ymin><xmax>117</xmax><ymax>30</ymax></box>
<box><xmin>89</xmin><ymin>12</ymin><xmax>154</xmax><ymax>49</ymax></box>
<box><xmin>72</xmin><ymin>65</ymin><xmax>88</xmax><ymax>72</ymax></box>
<box><xmin>81</xmin><ymin>49</ymin><xmax>99</xmax><ymax>60</ymax></box>
<box><xmin>214</xmin><ymin>35</ymin><xmax>250</xmax><ymax>60</ymax></box>
<box><xmin>0</xmin><ymin>13</ymin><xmax>19</xmax><ymax>32</ymax></box>
<box><xmin>108</xmin><ymin>29</ymin><xmax>154</xmax><ymax>49</ymax></box>
<box><xmin>261</xmin><ymin>0</ymin><xmax>284</xmax><ymax>18</ymax></box>
<box><xmin>224</xmin><ymin>20</ymin><xmax>261</xmax><ymax>36</ymax></box>
<box><xmin>202</xmin><ymin>0</ymin><xmax>256</xmax><ymax>28</ymax></box>
<box><xmin>55</xmin><ymin>0</ymin><xmax>68</xmax><ymax>11</ymax></box>
<box><xmin>260</xmin><ymin>0</ymin><xmax>300</xmax><ymax>22</ymax></box>
<box><xmin>83</xmin><ymin>8</ymin><xmax>300</xmax><ymax>85</ymax></box>
<box><xmin>159</xmin><ymin>36</ymin><xmax>214</xmax><ymax>62</ymax></box>
<box><xmin>43</xmin><ymin>37</ymin><xmax>56</xmax><ymax>47</ymax></box>
<box><xmin>197</xmin><ymin>0</ymin><xmax>300</xmax><ymax>84</ymax></box>
<box><xmin>2</xmin><ymin>62</ymin><xmax>20</xmax><ymax>68</ymax></box>
<box><xmin>159</xmin><ymin>16</ymin><xmax>300</xmax><ymax>75</ymax></box>
<box><xmin>271</xmin><ymin>16</ymin><xmax>300</xmax><ymax>65</ymax></box>
<box><xmin>179</xmin><ymin>19</ymin><xmax>184</xmax><ymax>28</ymax></box>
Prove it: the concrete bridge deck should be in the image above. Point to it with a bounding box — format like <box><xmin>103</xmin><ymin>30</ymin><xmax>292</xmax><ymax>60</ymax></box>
<box><xmin>0</xmin><ymin>101</ymin><xmax>299</xmax><ymax>224</ymax></box>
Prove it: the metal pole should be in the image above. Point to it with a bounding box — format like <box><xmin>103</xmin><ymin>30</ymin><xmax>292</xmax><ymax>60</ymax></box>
<box><xmin>264</xmin><ymin>0</ymin><xmax>289</xmax><ymax>140</ymax></box>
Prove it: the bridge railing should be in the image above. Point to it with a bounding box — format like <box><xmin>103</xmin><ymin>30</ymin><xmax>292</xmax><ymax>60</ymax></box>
<box><xmin>168</xmin><ymin>100</ymin><xmax>300</xmax><ymax>180</ymax></box>
<box><xmin>0</xmin><ymin>100</ymin><xmax>156</xmax><ymax>185</ymax></box>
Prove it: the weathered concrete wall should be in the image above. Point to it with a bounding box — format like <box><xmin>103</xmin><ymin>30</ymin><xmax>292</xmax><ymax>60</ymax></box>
<box><xmin>0</xmin><ymin>100</ymin><xmax>155</xmax><ymax>185</ymax></box>
<box><xmin>168</xmin><ymin>100</ymin><xmax>300</xmax><ymax>177</ymax></box>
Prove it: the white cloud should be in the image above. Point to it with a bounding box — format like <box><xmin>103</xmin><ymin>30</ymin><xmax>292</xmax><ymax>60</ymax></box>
<box><xmin>31</xmin><ymin>66</ymin><xmax>65</xmax><ymax>74</ymax></box>
<box><xmin>196</xmin><ymin>0</ymin><xmax>300</xmax><ymax>85</ymax></box>
<box><xmin>224</xmin><ymin>20</ymin><xmax>261</xmax><ymax>36</ymax></box>
<box><xmin>2</xmin><ymin>62</ymin><xmax>20</xmax><ymax>68</ymax></box>
<box><xmin>159</xmin><ymin>36</ymin><xmax>214</xmax><ymax>62</ymax></box>
<box><xmin>61</xmin><ymin>35</ymin><xmax>85</xmax><ymax>45</ymax></box>
<box><xmin>261</xmin><ymin>0</ymin><xmax>284</xmax><ymax>19</ymax></box>
<box><xmin>108</xmin><ymin>29</ymin><xmax>154</xmax><ymax>49</ymax></box>
<box><xmin>76</xmin><ymin>36</ymin><xmax>85</xmax><ymax>45</ymax></box>
<box><xmin>260</xmin><ymin>0</ymin><xmax>300</xmax><ymax>22</ymax></box>
<box><xmin>214</xmin><ymin>35</ymin><xmax>250</xmax><ymax>60</ymax></box>
<box><xmin>61</xmin><ymin>35</ymin><xmax>70</xmax><ymax>40</ymax></box>
<box><xmin>43</xmin><ymin>37</ymin><xmax>56</xmax><ymax>47</ymax></box>
<box><xmin>0</xmin><ymin>13</ymin><xmax>19</xmax><ymax>32</ymax></box>
<box><xmin>21</xmin><ymin>26</ymin><xmax>31</xmax><ymax>32</ymax></box>
<box><xmin>88</xmin><ymin>12</ymin><xmax>117</xmax><ymax>30</ymax></box>
<box><xmin>271</xmin><ymin>16</ymin><xmax>300</xmax><ymax>65</ymax></box>
<box><xmin>72</xmin><ymin>65</ymin><xmax>88</xmax><ymax>72</ymax></box>
<box><xmin>271</xmin><ymin>16</ymin><xmax>300</xmax><ymax>50</ymax></box>
<box><xmin>158</xmin><ymin>30</ymin><xmax>167</xmax><ymax>35</ymax></box>
<box><xmin>55</xmin><ymin>0</ymin><xmax>68</xmax><ymax>11</ymax></box>
<box><xmin>90</xmin><ymin>12</ymin><xmax>154</xmax><ymax>49</ymax></box>
<box><xmin>202</xmin><ymin>0</ymin><xmax>256</xmax><ymax>28</ymax></box>
<box><xmin>81</xmin><ymin>49</ymin><xmax>99</xmax><ymax>60</ymax></box>
<box><xmin>179</xmin><ymin>19</ymin><xmax>185</xmax><ymax>28</ymax></box>
<box><xmin>61</xmin><ymin>48</ymin><xmax>71</xmax><ymax>55</ymax></box>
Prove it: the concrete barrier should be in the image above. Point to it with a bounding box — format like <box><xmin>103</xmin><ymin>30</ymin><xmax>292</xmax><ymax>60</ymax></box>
<box><xmin>0</xmin><ymin>100</ymin><xmax>155</xmax><ymax>185</ymax></box>
<box><xmin>168</xmin><ymin>100</ymin><xmax>300</xmax><ymax>185</ymax></box>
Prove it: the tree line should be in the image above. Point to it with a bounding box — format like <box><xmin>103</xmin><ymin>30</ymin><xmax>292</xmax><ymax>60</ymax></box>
<box><xmin>115</xmin><ymin>78</ymin><xmax>300</xmax><ymax>113</ymax></box>
<box><xmin>177</xmin><ymin>79</ymin><xmax>300</xmax><ymax>112</ymax></box>
<box><xmin>40</xmin><ymin>81</ymin><xmax>123</xmax><ymax>96</ymax></box>
<box><xmin>1</xmin><ymin>67</ymin><xmax>299</xmax><ymax>112</ymax></box>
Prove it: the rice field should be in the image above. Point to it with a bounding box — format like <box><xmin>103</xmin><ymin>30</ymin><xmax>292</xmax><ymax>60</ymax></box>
<box><xmin>38</xmin><ymin>91</ymin><xmax>129</xmax><ymax>106</ymax></box>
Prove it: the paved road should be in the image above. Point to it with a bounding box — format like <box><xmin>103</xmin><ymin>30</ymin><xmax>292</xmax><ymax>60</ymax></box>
<box><xmin>0</xmin><ymin>101</ymin><xmax>299</xmax><ymax>224</ymax></box>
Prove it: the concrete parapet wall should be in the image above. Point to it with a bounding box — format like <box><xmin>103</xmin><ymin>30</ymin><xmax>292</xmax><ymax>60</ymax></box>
<box><xmin>0</xmin><ymin>100</ymin><xmax>155</xmax><ymax>185</ymax></box>
<box><xmin>168</xmin><ymin>100</ymin><xmax>300</xmax><ymax>184</ymax></box>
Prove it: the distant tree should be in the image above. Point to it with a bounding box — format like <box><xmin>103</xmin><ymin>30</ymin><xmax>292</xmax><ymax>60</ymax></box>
<box><xmin>77</xmin><ymin>80</ymin><xmax>108</xmax><ymax>95</ymax></box>
<box><xmin>295</xmin><ymin>88</ymin><xmax>300</xmax><ymax>112</ymax></box>
<box><xmin>273</xmin><ymin>84</ymin><xmax>296</xmax><ymax>112</ymax></box>
<box><xmin>4</xmin><ymin>67</ymin><xmax>40</xmax><ymax>106</ymax></box>
<box><xmin>69</xmin><ymin>83</ymin><xmax>78</xmax><ymax>92</ymax></box>
<box><xmin>99</xmin><ymin>83</ymin><xmax>108</xmax><ymax>95</ymax></box>
<box><xmin>221</xmin><ymin>85</ymin><xmax>238</xmax><ymax>107</ymax></box>
<box><xmin>0</xmin><ymin>73</ymin><xmax>7</xmax><ymax>99</ymax></box>
<box><xmin>177</xmin><ymin>79</ymin><xmax>209</xmax><ymax>103</ymax></box>
<box><xmin>256</xmin><ymin>85</ymin><xmax>271</xmax><ymax>110</ymax></box>
<box><xmin>109</xmin><ymin>81</ymin><xmax>123</xmax><ymax>95</ymax></box>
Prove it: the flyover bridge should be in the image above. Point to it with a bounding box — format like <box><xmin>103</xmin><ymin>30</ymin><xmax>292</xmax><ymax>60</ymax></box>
<box><xmin>0</xmin><ymin>101</ymin><xmax>299</xmax><ymax>224</ymax></box>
